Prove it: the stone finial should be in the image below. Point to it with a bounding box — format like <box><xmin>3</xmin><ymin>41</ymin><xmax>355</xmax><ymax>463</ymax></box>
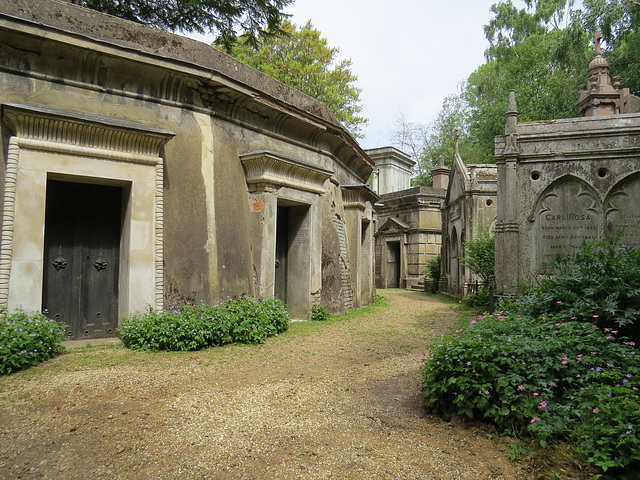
<box><xmin>438</xmin><ymin>155</ymin><xmax>445</xmax><ymax>167</ymax></box>
<box><xmin>505</xmin><ymin>90</ymin><xmax>518</xmax><ymax>134</ymax></box>
<box><xmin>577</xmin><ymin>31</ymin><xmax>621</xmax><ymax>116</ymax></box>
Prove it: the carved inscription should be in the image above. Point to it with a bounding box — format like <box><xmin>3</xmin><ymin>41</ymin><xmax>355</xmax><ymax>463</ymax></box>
<box><xmin>537</xmin><ymin>180</ymin><xmax>600</xmax><ymax>267</ymax></box>
<box><xmin>605</xmin><ymin>175</ymin><xmax>640</xmax><ymax>248</ymax></box>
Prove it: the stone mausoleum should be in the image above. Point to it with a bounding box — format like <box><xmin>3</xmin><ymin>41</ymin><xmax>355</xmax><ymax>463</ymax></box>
<box><xmin>0</xmin><ymin>0</ymin><xmax>378</xmax><ymax>339</ymax></box>
<box><xmin>370</xmin><ymin>147</ymin><xmax>448</xmax><ymax>289</ymax></box>
<box><xmin>495</xmin><ymin>38</ymin><xmax>640</xmax><ymax>293</ymax></box>
<box><xmin>440</xmin><ymin>145</ymin><xmax>497</xmax><ymax>296</ymax></box>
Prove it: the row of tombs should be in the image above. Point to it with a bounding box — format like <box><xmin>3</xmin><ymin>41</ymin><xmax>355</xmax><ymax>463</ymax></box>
<box><xmin>0</xmin><ymin>1</ymin><xmax>639</xmax><ymax>339</ymax></box>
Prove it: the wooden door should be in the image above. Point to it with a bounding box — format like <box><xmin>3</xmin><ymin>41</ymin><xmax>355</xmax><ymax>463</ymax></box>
<box><xmin>42</xmin><ymin>180</ymin><xmax>122</xmax><ymax>339</ymax></box>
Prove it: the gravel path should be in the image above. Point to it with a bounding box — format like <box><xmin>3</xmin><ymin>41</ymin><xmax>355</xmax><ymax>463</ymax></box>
<box><xmin>0</xmin><ymin>289</ymin><xmax>522</xmax><ymax>479</ymax></box>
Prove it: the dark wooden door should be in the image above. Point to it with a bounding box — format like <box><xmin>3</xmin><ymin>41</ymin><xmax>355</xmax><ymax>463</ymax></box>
<box><xmin>42</xmin><ymin>180</ymin><xmax>122</xmax><ymax>339</ymax></box>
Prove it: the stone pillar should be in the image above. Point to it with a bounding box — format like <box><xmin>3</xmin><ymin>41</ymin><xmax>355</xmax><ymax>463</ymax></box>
<box><xmin>495</xmin><ymin>91</ymin><xmax>520</xmax><ymax>294</ymax></box>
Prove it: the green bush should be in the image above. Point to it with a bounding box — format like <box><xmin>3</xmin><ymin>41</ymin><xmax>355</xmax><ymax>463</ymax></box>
<box><xmin>311</xmin><ymin>305</ymin><xmax>330</xmax><ymax>321</ymax></box>
<box><xmin>424</xmin><ymin>255</ymin><xmax>441</xmax><ymax>293</ymax></box>
<box><xmin>421</xmin><ymin>310</ymin><xmax>640</xmax><ymax>473</ymax></box>
<box><xmin>461</xmin><ymin>232</ymin><xmax>494</xmax><ymax>287</ymax></box>
<box><xmin>118</xmin><ymin>295</ymin><xmax>290</xmax><ymax>351</ymax></box>
<box><xmin>464</xmin><ymin>286</ymin><xmax>490</xmax><ymax>307</ymax></box>
<box><xmin>516</xmin><ymin>236</ymin><xmax>640</xmax><ymax>341</ymax></box>
<box><xmin>0</xmin><ymin>309</ymin><xmax>66</xmax><ymax>375</ymax></box>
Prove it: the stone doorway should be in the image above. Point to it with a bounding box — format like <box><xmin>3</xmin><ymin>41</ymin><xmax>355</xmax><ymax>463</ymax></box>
<box><xmin>275</xmin><ymin>203</ymin><xmax>311</xmax><ymax>318</ymax></box>
<box><xmin>42</xmin><ymin>179</ymin><xmax>123</xmax><ymax>339</ymax></box>
<box><xmin>387</xmin><ymin>241</ymin><xmax>401</xmax><ymax>288</ymax></box>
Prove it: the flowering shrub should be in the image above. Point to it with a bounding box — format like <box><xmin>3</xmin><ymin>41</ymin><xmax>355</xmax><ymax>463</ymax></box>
<box><xmin>421</xmin><ymin>311</ymin><xmax>640</xmax><ymax>472</ymax></box>
<box><xmin>515</xmin><ymin>235</ymin><xmax>640</xmax><ymax>341</ymax></box>
<box><xmin>118</xmin><ymin>295</ymin><xmax>290</xmax><ymax>351</ymax></box>
<box><xmin>0</xmin><ymin>309</ymin><xmax>66</xmax><ymax>375</ymax></box>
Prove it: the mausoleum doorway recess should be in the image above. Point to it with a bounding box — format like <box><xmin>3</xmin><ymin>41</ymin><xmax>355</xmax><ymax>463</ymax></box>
<box><xmin>43</xmin><ymin>179</ymin><xmax>124</xmax><ymax>339</ymax></box>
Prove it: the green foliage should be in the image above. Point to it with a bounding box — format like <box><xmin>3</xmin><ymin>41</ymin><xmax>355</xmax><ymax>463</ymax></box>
<box><xmin>311</xmin><ymin>305</ymin><xmax>330</xmax><ymax>321</ymax></box>
<box><xmin>516</xmin><ymin>236</ymin><xmax>640</xmax><ymax>340</ymax></box>
<box><xmin>230</xmin><ymin>20</ymin><xmax>367</xmax><ymax>137</ymax></box>
<box><xmin>461</xmin><ymin>232</ymin><xmax>495</xmax><ymax>287</ymax></box>
<box><xmin>82</xmin><ymin>0</ymin><xmax>292</xmax><ymax>51</ymax></box>
<box><xmin>118</xmin><ymin>295</ymin><xmax>290</xmax><ymax>351</ymax></box>
<box><xmin>421</xmin><ymin>310</ymin><xmax>640</xmax><ymax>473</ymax></box>
<box><xmin>464</xmin><ymin>286</ymin><xmax>490</xmax><ymax>307</ymax></box>
<box><xmin>424</xmin><ymin>255</ymin><xmax>441</xmax><ymax>293</ymax></box>
<box><xmin>0</xmin><ymin>309</ymin><xmax>66</xmax><ymax>375</ymax></box>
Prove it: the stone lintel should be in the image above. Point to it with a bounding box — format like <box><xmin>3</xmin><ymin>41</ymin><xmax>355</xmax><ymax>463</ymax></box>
<box><xmin>240</xmin><ymin>150</ymin><xmax>333</xmax><ymax>195</ymax></box>
<box><xmin>2</xmin><ymin>103</ymin><xmax>175</xmax><ymax>159</ymax></box>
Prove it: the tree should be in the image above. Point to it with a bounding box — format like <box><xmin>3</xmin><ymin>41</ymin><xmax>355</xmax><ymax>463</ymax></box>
<box><xmin>230</xmin><ymin>20</ymin><xmax>367</xmax><ymax>137</ymax></box>
<box><xmin>80</xmin><ymin>0</ymin><xmax>292</xmax><ymax>51</ymax></box>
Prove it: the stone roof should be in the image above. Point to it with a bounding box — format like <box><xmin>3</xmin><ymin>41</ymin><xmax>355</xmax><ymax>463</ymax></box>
<box><xmin>0</xmin><ymin>0</ymin><xmax>373</xmax><ymax>169</ymax></box>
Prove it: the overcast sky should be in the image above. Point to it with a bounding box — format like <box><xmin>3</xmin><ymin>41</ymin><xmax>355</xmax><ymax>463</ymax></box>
<box><xmin>189</xmin><ymin>1</ymin><xmax>528</xmax><ymax>150</ymax></box>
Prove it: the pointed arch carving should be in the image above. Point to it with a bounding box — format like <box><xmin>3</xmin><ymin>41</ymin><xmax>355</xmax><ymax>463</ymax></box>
<box><xmin>605</xmin><ymin>172</ymin><xmax>640</xmax><ymax>248</ymax></box>
<box><xmin>532</xmin><ymin>175</ymin><xmax>602</xmax><ymax>269</ymax></box>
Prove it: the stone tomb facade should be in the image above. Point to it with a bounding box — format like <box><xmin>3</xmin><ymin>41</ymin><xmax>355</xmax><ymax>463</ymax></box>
<box><xmin>0</xmin><ymin>0</ymin><xmax>377</xmax><ymax>338</ymax></box>
<box><xmin>375</xmin><ymin>186</ymin><xmax>447</xmax><ymax>289</ymax></box>
<box><xmin>440</xmin><ymin>149</ymin><xmax>497</xmax><ymax>295</ymax></box>
<box><xmin>495</xmin><ymin>91</ymin><xmax>640</xmax><ymax>293</ymax></box>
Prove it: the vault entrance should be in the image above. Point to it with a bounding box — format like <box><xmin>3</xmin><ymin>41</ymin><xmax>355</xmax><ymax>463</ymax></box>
<box><xmin>387</xmin><ymin>241</ymin><xmax>401</xmax><ymax>288</ymax></box>
<box><xmin>275</xmin><ymin>203</ymin><xmax>311</xmax><ymax>318</ymax></box>
<box><xmin>42</xmin><ymin>180</ymin><xmax>123</xmax><ymax>339</ymax></box>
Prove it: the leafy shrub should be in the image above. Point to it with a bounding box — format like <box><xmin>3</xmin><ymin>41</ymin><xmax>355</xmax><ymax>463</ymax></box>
<box><xmin>461</xmin><ymin>232</ymin><xmax>494</xmax><ymax>287</ymax></box>
<box><xmin>464</xmin><ymin>286</ymin><xmax>490</xmax><ymax>307</ymax></box>
<box><xmin>311</xmin><ymin>305</ymin><xmax>330</xmax><ymax>321</ymax></box>
<box><xmin>118</xmin><ymin>295</ymin><xmax>290</xmax><ymax>351</ymax></box>
<box><xmin>516</xmin><ymin>236</ymin><xmax>640</xmax><ymax>341</ymax></box>
<box><xmin>424</xmin><ymin>255</ymin><xmax>441</xmax><ymax>293</ymax></box>
<box><xmin>0</xmin><ymin>309</ymin><xmax>66</xmax><ymax>375</ymax></box>
<box><xmin>421</xmin><ymin>311</ymin><xmax>640</xmax><ymax>472</ymax></box>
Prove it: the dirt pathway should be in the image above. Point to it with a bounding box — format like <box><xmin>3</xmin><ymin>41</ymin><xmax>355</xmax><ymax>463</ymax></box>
<box><xmin>0</xmin><ymin>290</ymin><xmax>522</xmax><ymax>479</ymax></box>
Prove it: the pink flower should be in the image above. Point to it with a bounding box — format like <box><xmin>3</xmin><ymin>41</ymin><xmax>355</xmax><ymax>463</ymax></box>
<box><xmin>530</xmin><ymin>417</ymin><xmax>540</xmax><ymax>423</ymax></box>
<box><xmin>518</xmin><ymin>385</ymin><xmax>525</xmax><ymax>390</ymax></box>
<box><xmin>561</xmin><ymin>357</ymin><xmax>569</xmax><ymax>365</ymax></box>
<box><xmin>549</xmin><ymin>381</ymin><xmax>556</xmax><ymax>387</ymax></box>
<box><xmin>470</xmin><ymin>320</ymin><xmax>477</xmax><ymax>324</ymax></box>
<box><xmin>593</xmin><ymin>315</ymin><xmax>599</xmax><ymax>318</ymax></box>
<box><xmin>539</xmin><ymin>401</ymin><xmax>548</xmax><ymax>408</ymax></box>
<box><xmin>556</xmin><ymin>301</ymin><xmax>562</xmax><ymax>304</ymax></box>
<box><xmin>593</xmin><ymin>408</ymin><xmax>599</xmax><ymax>414</ymax></box>
<box><xmin>533</xmin><ymin>392</ymin><xmax>539</xmax><ymax>396</ymax></box>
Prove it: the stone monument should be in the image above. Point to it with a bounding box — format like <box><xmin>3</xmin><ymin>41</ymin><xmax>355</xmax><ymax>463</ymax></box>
<box><xmin>494</xmin><ymin>35</ymin><xmax>640</xmax><ymax>293</ymax></box>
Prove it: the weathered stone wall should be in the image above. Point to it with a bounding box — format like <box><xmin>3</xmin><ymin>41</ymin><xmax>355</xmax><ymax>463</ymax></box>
<box><xmin>0</xmin><ymin>0</ymin><xmax>376</xmax><ymax>332</ymax></box>
<box><xmin>495</xmin><ymin>114</ymin><xmax>640</xmax><ymax>293</ymax></box>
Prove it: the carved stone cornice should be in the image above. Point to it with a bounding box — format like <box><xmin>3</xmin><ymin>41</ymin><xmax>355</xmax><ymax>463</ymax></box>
<box><xmin>240</xmin><ymin>150</ymin><xmax>333</xmax><ymax>194</ymax></box>
<box><xmin>340</xmin><ymin>183</ymin><xmax>380</xmax><ymax>210</ymax></box>
<box><xmin>2</xmin><ymin>103</ymin><xmax>174</xmax><ymax>161</ymax></box>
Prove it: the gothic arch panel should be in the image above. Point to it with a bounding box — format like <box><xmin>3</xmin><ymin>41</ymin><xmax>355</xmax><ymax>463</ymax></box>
<box><xmin>532</xmin><ymin>176</ymin><xmax>601</xmax><ymax>268</ymax></box>
<box><xmin>605</xmin><ymin>172</ymin><xmax>640</xmax><ymax>248</ymax></box>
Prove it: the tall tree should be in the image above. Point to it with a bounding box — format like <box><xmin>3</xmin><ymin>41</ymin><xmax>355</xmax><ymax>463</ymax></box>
<box><xmin>230</xmin><ymin>20</ymin><xmax>367</xmax><ymax>137</ymax></box>
<box><xmin>80</xmin><ymin>0</ymin><xmax>292</xmax><ymax>51</ymax></box>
